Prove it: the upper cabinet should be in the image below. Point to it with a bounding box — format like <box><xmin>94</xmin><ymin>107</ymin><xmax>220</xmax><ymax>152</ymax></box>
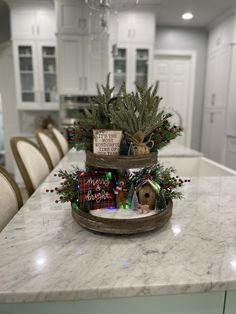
<box><xmin>57</xmin><ymin>35</ymin><xmax>108</xmax><ymax>95</ymax></box>
<box><xmin>7</xmin><ymin>0</ymin><xmax>58</xmax><ymax>110</ymax></box>
<box><xmin>13</xmin><ymin>40</ymin><xmax>58</xmax><ymax>110</ymax></box>
<box><xmin>111</xmin><ymin>11</ymin><xmax>155</xmax><ymax>92</ymax></box>
<box><xmin>56</xmin><ymin>0</ymin><xmax>104</xmax><ymax>36</ymax></box>
<box><xmin>10</xmin><ymin>2</ymin><xmax>56</xmax><ymax>40</ymax></box>
<box><xmin>117</xmin><ymin>12</ymin><xmax>155</xmax><ymax>44</ymax></box>
<box><xmin>208</xmin><ymin>16</ymin><xmax>234</xmax><ymax>53</ymax></box>
<box><xmin>56</xmin><ymin>0</ymin><xmax>109</xmax><ymax>95</ymax></box>
<box><xmin>56</xmin><ymin>0</ymin><xmax>88</xmax><ymax>35</ymax></box>
<box><xmin>112</xmin><ymin>43</ymin><xmax>153</xmax><ymax>93</ymax></box>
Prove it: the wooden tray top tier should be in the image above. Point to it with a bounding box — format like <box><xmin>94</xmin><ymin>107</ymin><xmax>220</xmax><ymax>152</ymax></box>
<box><xmin>72</xmin><ymin>200</ymin><xmax>172</xmax><ymax>235</ymax></box>
<box><xmin>86</xmin><ymin>151</ymin><xmax>158</xmax><ymax>169</ymax></box>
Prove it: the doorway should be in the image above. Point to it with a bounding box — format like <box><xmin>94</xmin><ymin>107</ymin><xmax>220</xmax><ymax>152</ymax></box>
<box><xmin>153</xmin><ymin>50</ymin><xmax>196</xmax><ymax>146</ymax></box>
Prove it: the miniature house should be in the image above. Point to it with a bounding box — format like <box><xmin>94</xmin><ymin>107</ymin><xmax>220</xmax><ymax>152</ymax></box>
<box><xmin>136</xmin><ymin>179</ymin><xmax>160</xmax><ymax>210</ymax></box>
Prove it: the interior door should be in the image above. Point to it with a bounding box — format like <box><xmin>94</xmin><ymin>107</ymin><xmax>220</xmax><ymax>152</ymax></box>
<box><xmin>153</xmin><ymin>54</ymin><xmax>192</xmax><ymax>146</ymax></box>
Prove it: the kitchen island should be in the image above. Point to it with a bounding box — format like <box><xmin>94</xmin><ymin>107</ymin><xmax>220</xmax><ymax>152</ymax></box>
<box><xmin>1</xmin><ymin>150</ymin><xmax>236</xmax><ymax>313</ymax></box>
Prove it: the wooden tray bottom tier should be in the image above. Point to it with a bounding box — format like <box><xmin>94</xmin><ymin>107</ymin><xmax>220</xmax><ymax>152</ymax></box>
<box><xmin>72</xmin><ymin>201</ymin><xmax>172</xmax><ymax>235</ymax></box>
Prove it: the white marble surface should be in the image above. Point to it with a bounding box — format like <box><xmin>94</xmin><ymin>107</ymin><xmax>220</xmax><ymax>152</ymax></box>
<box><xmin>1</xmin><ymin>149</ymin><xmax>236</xmax><ymax>303</ymax></box>
<box><xmin>159</xmin><ymin>142</ymin><xmax>203</xmax><ymax>157</ymax></box>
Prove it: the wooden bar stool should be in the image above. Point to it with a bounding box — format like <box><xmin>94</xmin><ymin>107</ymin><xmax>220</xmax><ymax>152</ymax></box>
<box><xmin>48</xmin><ymin>126</ymin><xmax>69</xmax><ymax>157</ymax></box>
<box><xmin>0</xmin><ymin>166</ymin><xmax>23</xmax><ymax>231</ymax></box>
<box><xmin>35</xmin><ymin>129</ymin><xmax>61</xmax><ymax>171</ymax></box>
<box><xmin>10</xmin><ymin>137</ymin><xmax>50</xmax><ymax>196</ymax></box>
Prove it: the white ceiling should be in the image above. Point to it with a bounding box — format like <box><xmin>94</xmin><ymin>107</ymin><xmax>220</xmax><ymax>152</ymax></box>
<box><xmin>111</xmin><ymin>0</ymin><xmax>236</xmax><ymax>27</ymax></box>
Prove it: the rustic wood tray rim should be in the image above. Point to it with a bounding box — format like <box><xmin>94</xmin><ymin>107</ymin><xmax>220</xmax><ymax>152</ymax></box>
<box><xmin>71</xmin><ymin>200</ymin><xmax>172</xmax><ymax>234</ymax></box>
<box><xmin>86</xmin><ymin>151</ymin><xmax>158</xmax><ymax>160</ymax></box>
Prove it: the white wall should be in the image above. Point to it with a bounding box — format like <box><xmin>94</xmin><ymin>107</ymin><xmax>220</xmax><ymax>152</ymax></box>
<box><xmin>155</xmin><ymin>26</ymin><xmax>208</xmax><ymax>151</ymax></box>
<box><xmin>0</xmin><ymin>43</ymin><xmax>19</xmax><ymax>172</ymax></box>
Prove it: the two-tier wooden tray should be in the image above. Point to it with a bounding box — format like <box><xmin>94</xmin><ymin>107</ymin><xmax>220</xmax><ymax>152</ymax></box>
<box><xmin>71</xmin><ymin>201</ymin><xmax>172</xmax><ymax>235</ymax></box>
<box><xmin>86</xmin><ymin>151</ymin><xmax>158</xmax><ymax>169</ymax></box>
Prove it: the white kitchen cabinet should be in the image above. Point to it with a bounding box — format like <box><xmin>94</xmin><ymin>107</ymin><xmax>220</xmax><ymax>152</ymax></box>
<box><xmin>112</xmin><ymin>43</ymin><xmax>153</xmax><ymax>93</ymax></box>
<box><xmin>57</xmin><ymin>36</ymin><xmax>83</xmax><ymax>94</ymax></box>
<box><xmin>117</xmin><ymin>12</ymin><xmax>155</xmax><ymax>44</ymax></box>
<box><xmin>56</xmin><ymin>0</ymin><xmax>88</xmax><ymax>35</ymax></box>
<box><xmin>84</xmin><ymin>37</ymin><xmax>108</xmax><ymax>94</ymax></box>
<box><xmin>201</xmin><ymin>109</ymin><xmax>225</xmax><ymax>163</ymax></box>
<box><xmin>204</xmin><ymin>46</ymin><xmax>231</xmax><ymax>110</ymax></box>
<box><xmin>38</xmin><ymin>44</ymin><xmax>58</xmax><ymax>106</ymax></box>
<box><xmin>57</xmin><ymin>35</ymin><xmax>108</xmax><ymax>95</ymax></box>
<box><xmin>208</xmin><ymin>16</ymin><xmax>233</xmax><ymax>53</ymax></box>
<box><xmin>202</xmin><ymin>15</ymin><xmax>235</xmax><ymax>164</ymax></box>
<box><xmin>10</xmin><ymin>2</ymin><xmax>56</xmax><ymax>40</ymax></box>
<box><xmin>226</xmin><ymin>44</ymin><xmax>236</xmax><ymax>136</ymax></box>
<box><xmin>111</xmin><ymin>11</ymin><xmax>155</xmax><ymax>92</ymax></box>
<box><xmin>56</xmin><ymin>0</ymin><xmax>105</xmax><ymax>36</ymax></box>
<box><xmin>225</xmin><ymin>136</ymin><xmax>236</xmax><ymax>170</ymax></box>
<box><xmin>225</xmin><ymin>291</ymin><xmax>236</xmax><ymax>314</ymax></box>
<box><xmin>14</xmin><ymin>41</ymin><xmax>58</xmax><ymax>110</ymax></box>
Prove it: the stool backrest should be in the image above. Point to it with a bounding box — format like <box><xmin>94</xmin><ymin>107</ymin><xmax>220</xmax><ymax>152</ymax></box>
<box><xmin>0</xmin><ymin>166</ymin><xmax>23</xmax><ymax>231</ymax></box>
<box><xmin>11</xmin><ymin>137</ymin><xmax>50</xmax><ymax>196</ymax></box>
<box><xmin>49</xmin><ymin>126</ymin><xmax>69</xmax><ymax>157</ymax></box>
<box><xmin>35</xmin><ymin>129</ymin><xmax>61</xmax><ymax>170</ymax></box>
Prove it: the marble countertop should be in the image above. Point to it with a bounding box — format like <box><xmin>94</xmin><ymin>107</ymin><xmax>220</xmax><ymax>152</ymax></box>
<box><xmin>159</xmin><ymin>142</ymin><xmax>203</xmax><ymax>157</ymax></box>
<box><xmin>1</xmin><ymin>149</ymin><xmax>236</xmax><ymax>304</ymax></box>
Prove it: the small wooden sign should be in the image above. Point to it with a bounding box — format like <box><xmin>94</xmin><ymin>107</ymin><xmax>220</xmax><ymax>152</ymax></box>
<box><xmin>79</xmin><ymin>171</ymin><xmax>116</xmax><ymax>210</ymax></box>
<box><xmin>93</xmin><ymin>129</ymin><xmax>122</xmax><ymax>155</ymax></box>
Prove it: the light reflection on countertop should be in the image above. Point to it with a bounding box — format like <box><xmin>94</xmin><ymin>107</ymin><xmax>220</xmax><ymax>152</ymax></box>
<box><xmin>171</xmin><ymin>224</ymin><xmax>181</xmax><ymax>236</ymax></box>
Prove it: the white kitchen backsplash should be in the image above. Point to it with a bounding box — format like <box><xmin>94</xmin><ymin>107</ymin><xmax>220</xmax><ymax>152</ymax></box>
<box><xmin>18</xmin><ymin>111</ymin><xmax>59</xmax><ymax>135</ymax></box>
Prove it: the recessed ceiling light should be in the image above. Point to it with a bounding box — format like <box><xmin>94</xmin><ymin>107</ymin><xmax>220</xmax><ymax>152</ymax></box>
<box><xmin>182</xmin><ymin>12</ymin><xmax>194</xmax><ymax>20</ymax></box>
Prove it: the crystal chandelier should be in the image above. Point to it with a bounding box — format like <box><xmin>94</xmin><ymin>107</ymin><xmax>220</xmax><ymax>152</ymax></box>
<box><xmin>84</xmin><ymin>0</ymin><xmax>110</xmax><ymax>11</ymax></box>
<box><xmin>85</xmin><ymin>0</ymin><xmax>111</xmax><ymax>31</ymax></box>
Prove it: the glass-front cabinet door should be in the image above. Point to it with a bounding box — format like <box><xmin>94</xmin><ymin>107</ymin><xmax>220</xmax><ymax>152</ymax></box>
<box><xmin>15</xmin><ymin>42</ymin><xmax>58</xmax><ymax>109</ymax></box>
<box><xmin>17</xmin><ymin>45</ymin><xmax>36</xmax><ymax>105</ymax></box>
<box><xmin>135</xmin><ymin>49</ymin><xmax>149</xmax><ymax>87</ymax></box>
<box><xmin>113</xmin><ymin>48</ymin><xmax>127</xmax><ymax>94</ymax></box>
<box><xmin>41</xmin><ymin>46</ymin><xmax>57</xmax><ymax>104</ymax></box>
<box><xmin>112</xmin><ymin>44</ymin><xmax>153</xmax><ymax>93</ymax></box>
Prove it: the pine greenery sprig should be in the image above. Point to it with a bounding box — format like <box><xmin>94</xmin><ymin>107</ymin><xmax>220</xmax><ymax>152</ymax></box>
<box><xmin>46</xmin><ymin>167</ymin><xmax>81</xmax><ymax>203</ymax></box>
<box><xmin>129</xmin><ymin>164</ymin><xmax>190</xmax><ymax>202</ymax></box>
<box><xmin>66</xmin><ymin>74</ymin><xmax>183</xmax><ymax>151</ymax></box>
<box><xmin>47</xmin><ymin>164</ymin><xmax>190</xmax><ymax>205</ymax></box>
<box><xmin>109</xmin><ymin>82</ymin><xmax>164</xmax><ymax>140</ymax></box>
